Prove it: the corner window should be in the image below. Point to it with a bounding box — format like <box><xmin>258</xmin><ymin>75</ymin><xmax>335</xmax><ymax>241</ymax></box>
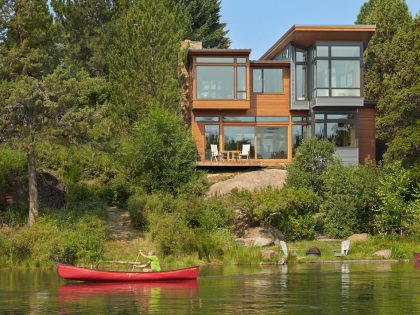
<box><xmin>311</xmin><ymin>44</ymin><xmax>362</xmax><ymax>97</ymax></box>
<box><xmin>252</xmin><ymin>68</ymin><xmax>283</xmax><ymax>94</ymax></box>
<box><xmin>295</xmin><ymin>48</ymin><xmax>308</xmax><ymax>101</ymax></box>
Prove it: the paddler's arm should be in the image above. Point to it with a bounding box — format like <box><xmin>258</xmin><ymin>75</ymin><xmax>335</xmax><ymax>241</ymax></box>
<box><xmin>139</xmin><ymin>250</ymin><xmax>152</xmax><ymax>259</ymax></box>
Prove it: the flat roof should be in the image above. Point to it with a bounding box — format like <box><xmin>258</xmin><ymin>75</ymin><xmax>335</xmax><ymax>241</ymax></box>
<box><xmin>188</xmin><ymin>49</ymin><xmax>251</xmax><ymax>56</ymax></box>
<box><xmin>260</xmin><ymin>25</ymin><xmax>376</xmax><ymax>60</ymax></box>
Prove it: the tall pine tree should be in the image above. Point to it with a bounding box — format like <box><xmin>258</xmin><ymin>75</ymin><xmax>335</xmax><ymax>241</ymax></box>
<box><xmin>356</xmin><ymin>0</ymin><xmax>419</xmax><ymax>170</ymax></box>
<box><xmin>177</xmin><ymin>0</ymin><xmax>230</xmax><ymax>48</ymax></box>
<box><xmin>107</xmin><ymin>0</ymin><xmax>188</xmax><ymax>126</ymax></box>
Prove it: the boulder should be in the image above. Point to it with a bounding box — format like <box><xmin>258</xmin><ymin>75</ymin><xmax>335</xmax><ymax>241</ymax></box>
<box><xmin>235</xmin><ymin>226</ymin><xmax>284</xmax><ymax>247</ymax></box>
<box><xmin>347</xmin><ymin>233</ymin><xmax>370</xmax><ymax>242</ymax></box>
<box><xmin>306</xmin><ymin>247</ymin><xmax>321</xmax><ymax>256</ymax></box>
<box><xmin>207</xmin><ymin>169</ymin><xmax>287</xmax><ymax>196</ymax></box>
<box><xmin>373</xmin><ymin>249</ymin><xmax>392</xmax><ymax>259</ymax></box>
<box><xmin>260</xmin><ymin>249</ymin><xmax>278</xmax><ymax>260</ymax></box>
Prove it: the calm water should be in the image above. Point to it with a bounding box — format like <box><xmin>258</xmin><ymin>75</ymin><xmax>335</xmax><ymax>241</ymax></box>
<box><xmin>0</xmin><ymin>263</ymin><xmax>419</xmax><ymax>314</ymax></box>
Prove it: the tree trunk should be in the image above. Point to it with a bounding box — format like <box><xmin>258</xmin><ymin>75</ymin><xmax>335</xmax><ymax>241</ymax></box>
<box><xmin>27</xmin><ymin>144</ymin><xmax>38</xmax><ymax>225</ymax></box>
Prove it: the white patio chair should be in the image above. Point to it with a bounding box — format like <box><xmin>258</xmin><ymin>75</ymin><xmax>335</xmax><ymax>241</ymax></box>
<box><xmin>334</xmin><ymin>240</ymin><xmax>350</xmax><ymax>257</ymax></box>
<box><xmin>239</xmin><ymin>144</ymin><xmax>250</xmax><ymax>159</ymax></box>
<box><xmin>210</xmin><ymin>144</ymin><xmax>221</xmax><ymax>161</ymax></box>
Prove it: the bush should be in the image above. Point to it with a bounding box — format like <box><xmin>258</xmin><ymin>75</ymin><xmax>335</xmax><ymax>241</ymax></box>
<box><xmin>286</xmin><ymin>138</ymin><xmax>337</xmax><ymax>194</ymax></box>
<box><xmin>225</xmin><ymin>187</ymin><xmax>320</xmax><ymax>241</ymax></box>
<box><xmin>0</xmin><ymin>146</ymin><xmax>26</xmax><ymax>194</ymax></box>
<box><xmin>121</xmin><ymin>104</ymin><xmax>198</xmax><ymax>194</ymax></box>
<box><xmin>321</xmin><ymin>162</ymin><xmax>378</xmax><ymax>234</ymax></box>
<box><xmin>374</xmin><ymin>161</ymin><xmax>420</xmax><ymax>235</ymax></box>
<box><xmin>5</xmin><ymin>215</ymin><xmax>106</xmax><ymax>266</ymax></box>
<box><xmin>321</xmin><ymin>195</ymin><xmax>357</xmax><ymax>238</ymax></box>
<box><xmin>65</xmin><ymin>183</ymin><xmax>107</xmax><ymax>219</ymax></box>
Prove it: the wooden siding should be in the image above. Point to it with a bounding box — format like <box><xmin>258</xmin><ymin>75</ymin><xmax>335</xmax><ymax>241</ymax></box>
<box><xmin>358</xmin><ymin>105</ymin><xmax>376</xmax><ymax>163</ymax></box>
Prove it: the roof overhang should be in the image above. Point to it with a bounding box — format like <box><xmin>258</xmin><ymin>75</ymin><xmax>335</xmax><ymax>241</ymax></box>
<box><xmin>189</xmin><ymin>49</ymin><xmax>251</xmax><ymax>56</ymax></box>
<box><xmin>260</xmin><ymin>25</ymin><xmax>376</xmax><ymax>60</ymax></box>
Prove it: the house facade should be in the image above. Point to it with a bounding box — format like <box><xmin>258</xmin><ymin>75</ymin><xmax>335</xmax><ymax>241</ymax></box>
<box><xmin>186</xmin><ymin>25</ymin><xmax>376</xmax><ymax>166</ymax></box>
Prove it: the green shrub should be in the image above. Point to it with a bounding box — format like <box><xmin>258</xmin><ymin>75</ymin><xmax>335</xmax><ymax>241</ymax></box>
<box><xmin>0</xmin><ymin>146</ymin><xmax>26</xmax><ymax>194</ymax></box>
<box><xmin>6</xmin><ymin>215</ymin><xmax>106</xmax><ymax>266</ymax></box>
<box><xmin>0</xmin><ymin>208</ymin><xmax>27</xmax><ymax>227</ymax></box>
<box><xmin>374</xmin><ymin>161</ymin><xmax>420</xmax><ymax>235</ymax></box>
<box><xmin>127</xmin><ymin>192</ymin><xmax>148</xmax><ymax>230</ymax></box>
<box><xmin>121</xmin><ymin>104</ymin><xmax>198</xmax><ymax>194</ymax></box>
<box><xmin>322</xmin><ymin>162</ymin><xmax>378</xmax><ymax>233</ymax></box>
<box><xmin>321</xmin><ymin>195</ymin><xmax>357</xmax><ymax>238</ymax></box>
<box><xmin>286</xmin><ymin>138</ymin><xmax>337</xmax><ymax>194</ymax></box>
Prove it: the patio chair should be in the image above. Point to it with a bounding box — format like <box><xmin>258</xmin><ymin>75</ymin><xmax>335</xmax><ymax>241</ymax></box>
<box><xmin>334</xmin><ymin>240</ymin><xmax>350</xmax><ymax>257</ymax></box>
<box><xmin>210</xmin><ymin>144</ymin><xmax>222</xmax><ymax>161</ymax></box>
<box><xmin>239</xmin><ymin>144</ymin><xmax>251</xmax><ymax>160</ymax></box>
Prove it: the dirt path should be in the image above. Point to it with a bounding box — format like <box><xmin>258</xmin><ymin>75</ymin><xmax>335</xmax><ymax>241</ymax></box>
<box><xmin>106</xmin><ymin>206</ymin><xmax>142</xmax><ymax>241</ymax></box>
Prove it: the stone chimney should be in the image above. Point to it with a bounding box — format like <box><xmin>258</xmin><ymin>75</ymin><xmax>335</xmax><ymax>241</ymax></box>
<box><xmin>180</xmin><ymin>40</ymin><xmax>202</xmax><ymax>125</ymax></box>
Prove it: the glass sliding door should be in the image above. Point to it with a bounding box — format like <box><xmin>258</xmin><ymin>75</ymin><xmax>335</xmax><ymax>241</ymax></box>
<box><xmin>256</xmin><ymin>127</ymin><xmax>288</xmax><ymax>159</ymax></box>
<box><xmin>223</xmin><ymin>126</ymin><xmax>255</xmax><ymax>159</ymax></box>
<box><xmin>204</xmin><ymin>125</ymin><xmax>219</xmax><ymax>160</ymax></box>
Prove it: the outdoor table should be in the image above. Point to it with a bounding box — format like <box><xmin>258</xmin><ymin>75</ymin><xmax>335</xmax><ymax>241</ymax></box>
<box><xmin>221</xmin><ymin>150</ymin><xmax>241</xmax><ymax>160</ymax></box>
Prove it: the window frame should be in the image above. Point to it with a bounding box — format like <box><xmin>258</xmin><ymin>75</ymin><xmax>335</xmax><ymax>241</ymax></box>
<box><xmin>310</xmin><ymin>42</ymin><xmax>363</xmax><ymax>98</ymax></box>
<box><xmin>313</xmin><ymin>110</ymin><xmax>359</xmax><ymax>148</ymax></box>
<box><xmin>252</xmin><ymin>68</ymin><xmax>284</xmax><ymax>94</ymax></box>
<box><xmin>194</xmin><ymin>56</ymin><xmax>248</xmax><ymax>101</ymax></box>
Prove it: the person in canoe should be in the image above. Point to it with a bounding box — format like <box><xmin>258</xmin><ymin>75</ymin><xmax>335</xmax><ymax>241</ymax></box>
<box><xmin>134</xmin><ymin>250</ymin><xmax>161</xmax><ymax>272</ymax></box>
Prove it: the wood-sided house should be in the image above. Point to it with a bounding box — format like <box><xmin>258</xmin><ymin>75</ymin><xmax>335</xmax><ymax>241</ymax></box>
<box><xmin>186</xmin><ymin>25</ymin><xmax>376</xmax><ymax>166</ymax></box>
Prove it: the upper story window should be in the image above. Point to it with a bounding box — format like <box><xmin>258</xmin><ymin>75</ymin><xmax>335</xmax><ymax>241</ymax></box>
<box><xmin>295</xmin><ymin>48</ymin><xmax>308</xmax><ymax>101</ymax></box>
<box><xmin>252</xmin><ymin>68</ymin><xmax>283</xmax><ymax>94</ymax></box>
<box><xmin>195</xmin><ymin>57</ymin><xmax>247</xmax><ymax>100</ymax></box>
<box><xmin>311</xmin><ymin>44</ymin><xmax>362</xmax><ymax>98</ymax></box>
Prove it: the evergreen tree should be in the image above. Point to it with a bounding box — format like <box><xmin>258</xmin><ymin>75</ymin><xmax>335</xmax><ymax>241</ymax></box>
<box><xmin>356</xmin><ymin>0</ymin><xmax>419</xmax><ymax>170</ymax></box>
<box><xmin>0</xmin><ymin>0</ymin><xmax>58</xmax><ymax>224</ymax></box>
<box><xmin>107</xmin><ymin>0</ymin><xmax>188</xmax><ymax>125</ymax></box>
<box><xmin>177</xmin><ymin>0</ymin><xmax>230</xmax><ymax>48</ymax></box>
<box><xmin>51</xmin><ymin>0</ymin><xmax>128</xmax><ymax>76</ymax></box>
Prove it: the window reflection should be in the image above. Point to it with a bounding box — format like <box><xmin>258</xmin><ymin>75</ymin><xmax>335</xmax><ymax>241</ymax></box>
<box><xmin>257</xmin><ymin>127</ymin><xmax>288</xmax><ymax>159</ymax></box>
<box><xmin>196</xmin><ymin>66</ymin><xmax>234</xmax><ymax>99</ymax></box>
<box><xmin>327</xmin><ymin>122</ymin><xmax>356</xmax><ymax>147</ymax></box>
<box><xmin>223</xmin><ymin>126</ymin><xmax>255</xmax><ymax>159</ymax></box>
<box><xmin>205</xmin><ymin>125</ymin><xmax>219</xmax><ymax>160</ymax></box>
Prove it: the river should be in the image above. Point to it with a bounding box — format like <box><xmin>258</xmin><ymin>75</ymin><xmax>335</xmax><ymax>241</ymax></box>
<box><xmin>1</xmin><ymin>263</ymin><xmax>419</xmax><ymax>314</ymax></box>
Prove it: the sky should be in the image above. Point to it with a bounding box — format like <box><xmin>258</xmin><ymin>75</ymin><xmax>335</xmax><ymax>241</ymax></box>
<box><xmin>220</xmin><ymin>0</ymin><xmax>420</xmax><ymax>59</ymax></box>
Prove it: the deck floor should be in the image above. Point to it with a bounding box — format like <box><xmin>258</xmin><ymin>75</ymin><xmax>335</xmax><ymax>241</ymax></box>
<box><xmin>196</xmin><ymin>160</ymin><xmax>287</xmax><ymax>167</ymax></box>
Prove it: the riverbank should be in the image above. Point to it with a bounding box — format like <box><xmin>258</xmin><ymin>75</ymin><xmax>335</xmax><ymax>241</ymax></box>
<box><xmin>101</xmin><ymin>235</ymin><xmax>419</xmax><ymax>269</ymax></box>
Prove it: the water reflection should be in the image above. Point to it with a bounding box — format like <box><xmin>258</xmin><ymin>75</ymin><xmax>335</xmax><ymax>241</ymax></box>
<box><xmin>58</xmin><ymin>281</ymin><xmax>199</xmax><ymax>313</ymax></box>
<box><xmin>1</xmin><ymin>263</ymin><xmax>419</xmax><ymax>314</ymax></box>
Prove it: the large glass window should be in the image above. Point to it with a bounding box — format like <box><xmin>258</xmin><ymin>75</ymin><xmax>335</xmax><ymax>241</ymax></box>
<box><xmin>257</xmin><ymin>127</ymin><xmax>288</xmax><ymax>159</ymax></box>
<box><xmin>311</xmin><ymin>44</ymin><xmax>362</xmax><ymax>98</ymax></box>
<box><xmin>252</xmin><ymin>68</ymin><xmax>283</xmax><ymax>93</ymax></box>
<box><xmin>196</xmin><ymin>66</ymin><xmax>234</xmax><ymax>99</ymax></box>
<box><xmin>315</xmin><ymin>112</ymin><xmax>357</xmax><ymax>148</ymax></box>
<box><xmin>331</xmin><ymin>60</ymin><xmax>360</xmax><ymax>96</ymax></box>
<box><xmin>223</xmin><ymin>126</ymin><xmax>255</xmax><ymax>158</ymax></box>
<box><xmin>205</xmin><ymin>125</ymin><xmax>219</xmax><ymax>160</ymax></box>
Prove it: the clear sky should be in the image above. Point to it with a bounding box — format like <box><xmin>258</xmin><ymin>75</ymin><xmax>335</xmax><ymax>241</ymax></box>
<box><xmin>220</xmin><ymin>0</ymin><xmax>420</xmax><ymax>59</ymax></box>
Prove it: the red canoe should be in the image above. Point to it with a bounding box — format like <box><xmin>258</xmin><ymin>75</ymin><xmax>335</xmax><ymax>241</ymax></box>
<box><xmin>57</xmin><ymin>263</ymin><xmax>200</xmax><ymax>282</ymax></box>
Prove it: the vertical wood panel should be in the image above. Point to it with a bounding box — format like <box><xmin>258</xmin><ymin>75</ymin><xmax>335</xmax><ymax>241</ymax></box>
<box><xmin>358</xmin><ymin>105</ymin><xmax>376</xmax><ymax>163</ymax></box>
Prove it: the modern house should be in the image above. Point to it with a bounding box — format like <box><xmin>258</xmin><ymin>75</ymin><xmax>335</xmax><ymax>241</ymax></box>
<box><xmin>185</xmin><ymin>25</ymin><xmax>376</xmax><ymax>166</ymax></box>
